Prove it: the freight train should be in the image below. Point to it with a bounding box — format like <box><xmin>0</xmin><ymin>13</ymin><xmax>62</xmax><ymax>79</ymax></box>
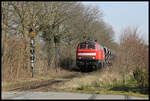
<box><xmin>76</xmin><ymin>40</ymin><xmax>112</xmax><ymax>72</ymax></box>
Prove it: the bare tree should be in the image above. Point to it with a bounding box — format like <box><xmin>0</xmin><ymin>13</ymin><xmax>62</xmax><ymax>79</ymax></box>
<box><xmin>2</xmin><ymin>1</ymin><xmax>118</xmax><ymax>81</ymax></box>
<box><xmin>118</xmin><ymin>26</ymin><xmax>148</xmax><ymax>85</ymax></box>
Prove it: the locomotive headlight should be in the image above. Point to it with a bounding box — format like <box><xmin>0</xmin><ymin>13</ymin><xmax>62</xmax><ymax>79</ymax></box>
<box><xmin>92</xmin><ymin>57</ymin><xmax>95</xmax><ymax>59</ymax></box>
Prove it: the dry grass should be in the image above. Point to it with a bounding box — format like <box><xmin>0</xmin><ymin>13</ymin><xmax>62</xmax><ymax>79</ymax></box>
<box><xmin>57</xmin><ymin>67</ymin><xmax>148</xmax><ymax>98</ymax></box>
<box><xmin>59</xmin><ymin>68</ymin><xmax>122</xmax><ymax>90</ymax></box>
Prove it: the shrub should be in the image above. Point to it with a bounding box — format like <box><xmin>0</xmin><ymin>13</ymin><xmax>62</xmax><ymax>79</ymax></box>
<box><xmin>133</xmin><ymin>67</ymin><xmax>148</xmax><ymax>88</ymax></box>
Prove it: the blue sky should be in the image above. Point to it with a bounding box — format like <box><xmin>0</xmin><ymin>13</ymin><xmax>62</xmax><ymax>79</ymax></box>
<box><xmin>81</xmin><ymin>2</ymin><xmax>149</xmax><ymax>44</ymax></box>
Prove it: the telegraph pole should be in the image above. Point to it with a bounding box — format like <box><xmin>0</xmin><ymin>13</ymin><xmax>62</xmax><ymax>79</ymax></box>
<box><xmin>29</xmin><ymin>28</ymin><xmax>35</xmax><ymax>77</ymax></box>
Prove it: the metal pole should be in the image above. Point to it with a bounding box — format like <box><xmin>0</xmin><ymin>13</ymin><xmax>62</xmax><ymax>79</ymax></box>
<box><xmin>30</xmin><ymin>37</ymin><xmax>34</xmax><ymax>77</ymax></box>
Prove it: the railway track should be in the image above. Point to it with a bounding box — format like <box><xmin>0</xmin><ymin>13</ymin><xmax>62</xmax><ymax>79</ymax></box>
<box><xmin>7</xmin><ymin>71</ymin><xmax>94</xmax><ymax>92</ymax></box>
<box><xmin>8</xmin><ymin>79</ymin><xmax>55</xmax><ymax>91</ymax></box>
<box><xmin>6</xmin><ymin>64</ymin><xmax>109</xmax><ymax>92</ymax></box>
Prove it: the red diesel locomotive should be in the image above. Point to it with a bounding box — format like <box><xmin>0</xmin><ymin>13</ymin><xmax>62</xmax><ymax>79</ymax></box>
<box><xmin>76</xmin><ymin>40</ymin><xmax>105</xmax><ymax>72</ymax></box>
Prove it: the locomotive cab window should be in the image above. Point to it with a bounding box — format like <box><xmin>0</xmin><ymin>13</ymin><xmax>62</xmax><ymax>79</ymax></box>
<box><xmin>88</xmin><ymin>44</ymin><xmax>95</xmax><ymax>49</ymax></box>
<box><xmin>79</xmin><ymin>44</ymin><xmax>86</xmax><ymax>49</ymax></box>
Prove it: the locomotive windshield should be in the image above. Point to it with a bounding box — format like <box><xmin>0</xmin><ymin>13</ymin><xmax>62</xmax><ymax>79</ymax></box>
<box><xmin>79</xmin><ymin>44</ymin><xmax>86</xmax><ymax>49</ymax></box>
<box><xmin>88</xmin><ymin>44</ymin><xmax>95</xmax><ymax>49</ymax></box>
<box><xmin>78</xmin><ymin>41</ymin><xmax>97</xmax><ymax>49</ymax></box>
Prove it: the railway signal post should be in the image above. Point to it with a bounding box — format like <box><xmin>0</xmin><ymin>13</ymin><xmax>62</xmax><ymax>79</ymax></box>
<box><xmin>29</xmin><ymin>28</ymin><xmax>35</xmax><ymax>77</ymax></box>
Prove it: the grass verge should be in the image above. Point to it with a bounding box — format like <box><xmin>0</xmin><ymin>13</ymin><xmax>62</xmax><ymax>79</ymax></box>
<box><xmin>58</xmin><ymin>70</ymin><xmax>148</xmax><ymax>98</ymax></box>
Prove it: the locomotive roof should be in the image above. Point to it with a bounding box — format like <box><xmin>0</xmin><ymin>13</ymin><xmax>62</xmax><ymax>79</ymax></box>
<box><xmin>80</xmin><ymin>40</ymin><xmax>97</xmax><ymax>44</ymax></box>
